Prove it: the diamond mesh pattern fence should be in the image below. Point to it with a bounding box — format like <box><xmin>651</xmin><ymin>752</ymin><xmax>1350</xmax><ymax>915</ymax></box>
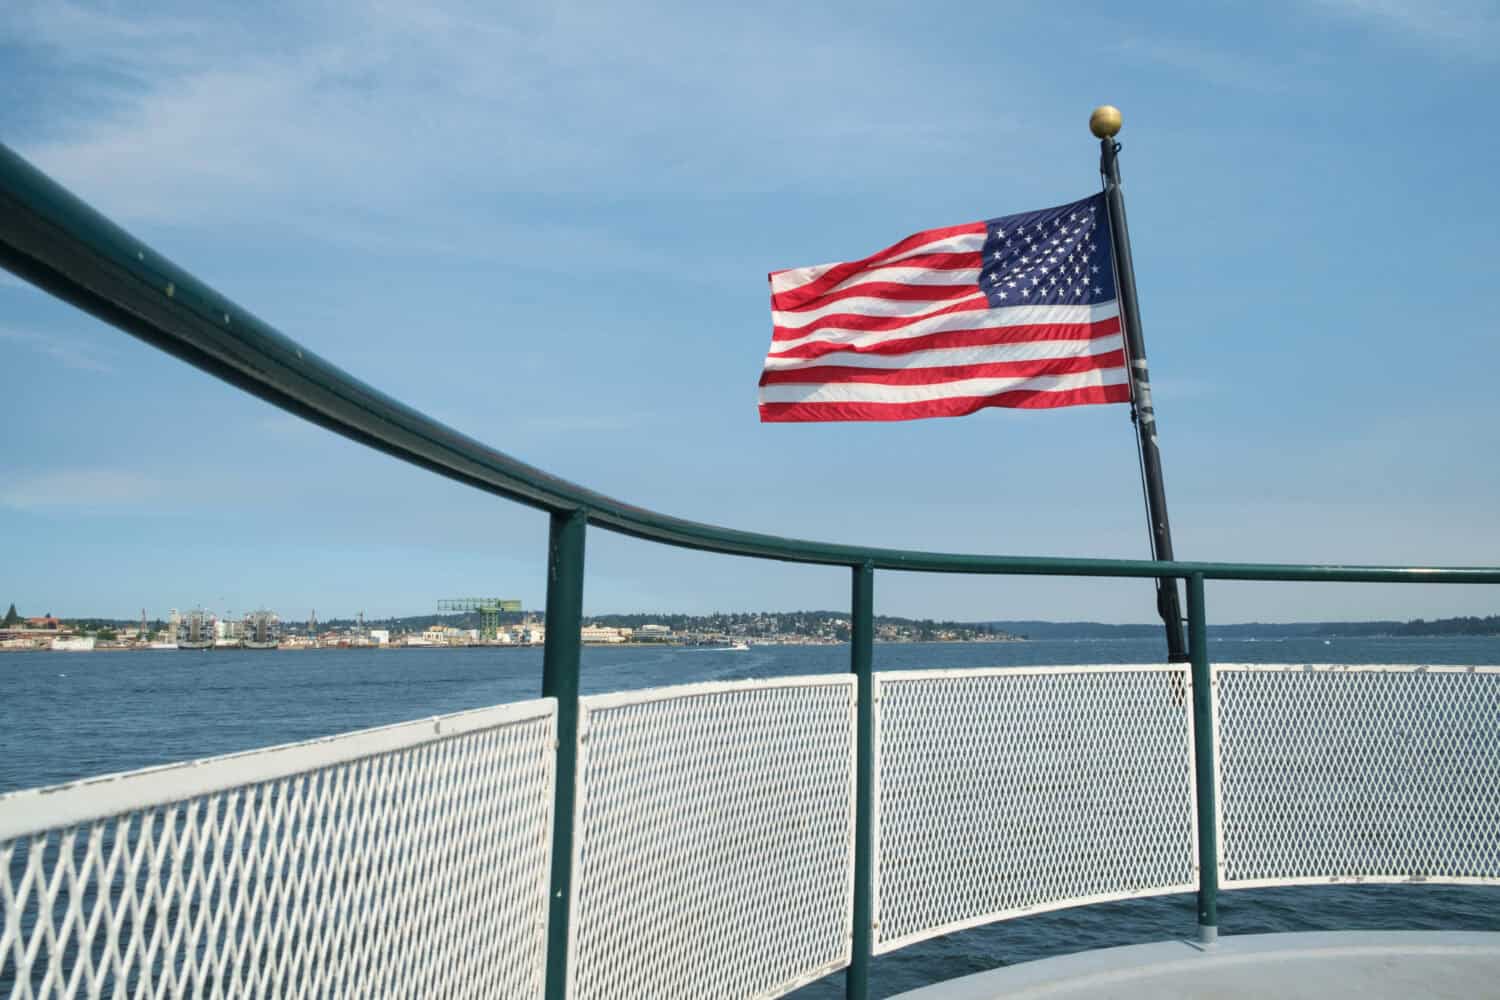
<box><xmin>566</xmin><ymin>676</ymin><xmax>856</xmax><ymax>1000</ymax></box>
<box><xmin>0</xmin><ymin>700</ymin><xmax>556</xmax><ymax>1000</ymax></box>
<box><xmin>873</xmin><ymin>667</ymin><xmax>1197</xmax><ymax>953</ymax></box>
<box><xmin>1215</xmin><ymin>664</ymin><xmax>1500</xmax><ymax>888</ymax></box>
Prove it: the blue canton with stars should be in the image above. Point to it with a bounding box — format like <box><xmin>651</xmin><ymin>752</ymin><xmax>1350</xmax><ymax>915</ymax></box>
<box><xmin>980</xmin><ymin>193</ymin><xmax>1115</xmax><ymax>308</ymax></box>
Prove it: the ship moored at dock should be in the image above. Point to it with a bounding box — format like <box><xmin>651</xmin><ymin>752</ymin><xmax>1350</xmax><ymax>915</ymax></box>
<box><xmin>242</xmin><ymin>609</ymin><xmax>280</xmax><ymax>649</ymax></box>
<box><xmin>174</xmin><ymin>607</ymin><xmax>215</xmax><ymax>650</ymax></box>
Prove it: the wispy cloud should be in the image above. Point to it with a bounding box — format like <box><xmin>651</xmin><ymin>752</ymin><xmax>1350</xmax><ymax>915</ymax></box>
<box><xmin>1113</xmin><ymin>35</ymin><xmax>1310</xmax><ymax>94</ymax></box>
<box><xmin>0</xmin><ymin>468</ymin><xmax>163</xmax><ymax>509</ymax></box>
<box><xmin>1306</xmin><ymin>0</ymin><xmax>1499</xmax><ymax>57</ymax></box>
<box><xmin>4</xmin><ymin>0</ymin><xmax>1006</xmax><ymax>240</ymax></box>
<box><xmin>0</xmin><ymin>326</ymin><xmax>114</xmax><ymax>372</ymax></box>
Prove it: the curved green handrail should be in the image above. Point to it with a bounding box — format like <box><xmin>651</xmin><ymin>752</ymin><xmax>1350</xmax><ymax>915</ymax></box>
<box><xmin>2</xmin><ymin>142</ymin><xmax>1497</xmax><ymax>585</ymax></box>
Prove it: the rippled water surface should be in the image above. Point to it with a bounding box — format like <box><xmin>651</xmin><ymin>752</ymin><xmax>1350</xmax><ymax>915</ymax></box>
<box><xmin>3</xmin><ymin>636</ymin><xmax>1497</xmax><ymax>996</ymax></box>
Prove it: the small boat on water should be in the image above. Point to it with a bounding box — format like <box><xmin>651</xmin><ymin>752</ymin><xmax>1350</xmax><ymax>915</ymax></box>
<box><xmin>175</xmin><ymin>608</ymin><xmax>214</xmax><ymax>650</ymax></box>
<box><xmin>243</xmin><ymin>610</ymin><xmax>280</xmax><ymax>650</ymax></box>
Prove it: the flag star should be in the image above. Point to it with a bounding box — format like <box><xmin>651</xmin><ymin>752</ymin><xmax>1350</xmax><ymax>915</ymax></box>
<box><xmin>1039</xmin><ymin>266</ymin><xmax>1049</xmax><ymax>275</ymax></box>
<box><xmin>1093</xmin><ymin>285</ymin><xmax>1103</xmax><ymax>294</ymax></box>
<box><xmin>994</xmin><ymin>227</ymin><xmax>1006</xmax><ymax>238</ymax></box>
<box><xmin>997</xmin><ymin>290</ymin><xmax>1008</xmax><ymax>300</ymax></box>
<box><xmin>1088</xmin><ymin>243</ymin><xmax>1096</xmax><ymax>251</ymax></box>
<box><xmin>1006</xmin><ymin>280</ymin><xmax>1016</xmax><ymax>288</ymax></box>
<box><xmin>1091</xmin><ymin>265</ymin><xmax>1099</xmax><ymax>273</ymax></box>
<box><xmin>1069</xmin><ymin>212</ymin><xmax>1078</xmax><ymax>221</ymax></box>
<box><xmin>1031</xmin><ymin>276</ymin><xmax>1040</xmax><ymax>285</ymax></box>
<box><xmin>1020</xmin><ymin>256</ymin><xmax>1031</xmax><ymax>264</ymax></box>
<box><xmin>993</xmin><ymin>251</ymin><xmax>1004</xmax><ymax>260</ymax></box>
<box><xmin>1021</xmin><ymin>286</ymin><xmax>1031</xmax><ymax>296</ymax></box>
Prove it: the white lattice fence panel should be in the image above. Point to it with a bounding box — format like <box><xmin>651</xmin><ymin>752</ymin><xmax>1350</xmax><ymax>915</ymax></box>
<box><xmin>0</xmin><ymin>700</ymin><xmax>556</xmax><ymax>1000</ymax></box>
<box><xmin>874</xmin><ymin>667</ymin><xmax>1196</xmax><ymax>952</ymax></box>
<box><xmin>567</xmin><ymin>676</ymin><xmax>856</xmax><ymax>1000</ymax></box>
<box><xmin>1215</xmin><ymin>664</ymin><xmax>1500</xmax><ymax>888</ymax></box>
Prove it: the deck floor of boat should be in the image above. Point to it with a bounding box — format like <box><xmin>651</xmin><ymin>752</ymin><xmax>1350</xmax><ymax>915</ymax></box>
<box><xmin>890</xmin><ymin>930</ymin><xmax>1500</xmax><ymax>999</ymax></box>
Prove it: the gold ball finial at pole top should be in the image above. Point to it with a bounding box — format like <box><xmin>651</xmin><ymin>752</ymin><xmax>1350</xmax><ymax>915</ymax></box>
<box><xmin>1089</xmin><ymin>105</ymin><xmax>1122</xmax><ymax>138</ymax></box>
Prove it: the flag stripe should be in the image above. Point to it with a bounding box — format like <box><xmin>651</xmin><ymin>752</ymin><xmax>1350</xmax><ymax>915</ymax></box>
<box><xmin>759</xmin><ymin>384</ymin><xmax>1131</xmax><ymax>422</ymax></box>
<box><xmin>759</xmin><ymin>350</ymin><xmax>1126</xmax><ymax>387</ymax></box>
<box><xmin>763</xmin><ymin>336</ymin><xmax>1124</xmax><ymax>373</ymax></box>
<box><xmin>770</xmin><ymin>254</ymin><xmax>981</xmax><ymax>308</ymax></box>
<box><xmin>758</xmin><ymin>367</ymin><xmax>1126</xmax><ymax>406</ymax></box>
<box><xmin>776</xmin><ymin>280</ymin><xmax>983</xmax><ymax>313</ymax></box>
<box><xmin>769</xmin><ymin>315</ymin><xmax>1122</xmax><ymax>361</ymax></box>
<box><xmin>769</xmin><ymin>225</ymin><xmax>987</xmax><ymax>298</ymax></box>
<box><xmin>771</xmin><ymin>301</ymin><xmax>1118</xmax><ymax>351</ymax></box>
<box><xmin>772</xmin><ymin>294</ymin><xmax>991</xmax><ymax>337</ymax></box>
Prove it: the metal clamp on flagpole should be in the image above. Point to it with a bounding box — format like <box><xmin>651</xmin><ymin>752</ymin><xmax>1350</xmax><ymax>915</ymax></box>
<box><xmin>1092</xmin><ymin>105</ymin><xmax>1189</xmax><ymax>664</ymax></box>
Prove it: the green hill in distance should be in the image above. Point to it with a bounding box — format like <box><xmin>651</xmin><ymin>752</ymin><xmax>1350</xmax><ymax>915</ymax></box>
<box><xmin>980</xmin><ymin>615</ymin><xmax>1500</xmax><ymax>639</ymax></box>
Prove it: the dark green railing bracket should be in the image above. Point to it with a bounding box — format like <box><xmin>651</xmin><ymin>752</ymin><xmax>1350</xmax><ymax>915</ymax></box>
<box><xmin>542</xmin><ymin>508</ymin><xmax>587</xmax><ymax>1000</ymax></box>
<box><xmin>1187</xmin><ymin>572</ymin><xmax>1219</xmax><ymax>944</ymax></box>
<box><xmin>848</xmin><ymin>562</ymin><xmax>876</xmax><ymax>1000</ymax></box>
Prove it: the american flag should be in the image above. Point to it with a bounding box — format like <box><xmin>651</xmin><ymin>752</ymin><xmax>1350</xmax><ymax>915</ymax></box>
<box><xmin>759</xmin><ymin>193</ymin><xmax>1129</xmax><ymax>422</ymax></box>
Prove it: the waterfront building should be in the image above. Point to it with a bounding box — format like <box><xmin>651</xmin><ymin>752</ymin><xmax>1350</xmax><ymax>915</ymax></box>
<box><xmin>580</xmin><ymin>625</ymin><xmax>626</xmax><ymax>644</ymax></box>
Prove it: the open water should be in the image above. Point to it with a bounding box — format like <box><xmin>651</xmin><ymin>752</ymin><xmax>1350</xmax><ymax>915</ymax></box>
<box><xmin>3</xmin><ymin>636</ymin><xmax>1498</xmax><ymax>997</ymax></box>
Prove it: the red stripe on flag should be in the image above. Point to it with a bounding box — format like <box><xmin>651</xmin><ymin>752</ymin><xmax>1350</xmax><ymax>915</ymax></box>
<box><xmin>758</xmin><ymin>383</ymin><xmax>1130</xmax><ymax>422</ymax></box>
<box><xmin>770</xmin><ymin>252</ymin><xmax>981</xmax><ymax>310</ymax></box>
<box><xmin>775</xmin><ymin>280</ymin><xmax>980</xmax><ymax>312</ymax></box>
<box><xmin>766</xmin><ymin>316</ymin><xmax>1122</xmax><ymax>360</ymax></box>
<box><xmin>768</xmin><ymin>222</ymin><xmax>985</xmax><ymax>304</ymax></box>
<box><xmin>757</xmin><ymin>351</ymin><xmax>1125</xmax><ymax>387</ymax></box>
<box><xmin>771</xmin><ymin>296</ymin><xmax>990</xmax><ymax>340</ymax></box>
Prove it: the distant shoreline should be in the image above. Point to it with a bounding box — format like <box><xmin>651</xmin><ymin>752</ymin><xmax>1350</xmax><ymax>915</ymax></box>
<box><xmin>0</xmin><ymin>635</ymin><xmax>1027</xmax><ymax>653</ymax></box>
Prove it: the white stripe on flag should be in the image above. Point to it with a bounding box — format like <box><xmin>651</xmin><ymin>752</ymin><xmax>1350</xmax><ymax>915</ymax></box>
<box><xmin>773</xmin><ymin>292</ymin><xmax>987</xmax><ymax>329</ymax></box>
<box><xmin>763</xmin><ymin>334</ymin><xmax>1124</xmax><ymax>372</ymax></box>
<box><xmin>769</xmin><ymin>300</ymin><xmax>1120</xmax><ymax>354</ymax></box>
<box><xmin>808</xmin><ymin>265</ymin><xmax>983</xmax><ymax>293</ymax></box>
<box><xmin>757</xmin><ymin>367</ymin><xmax>1127</xmax><ymax>405</ymax></box>
<box><xmin>768</xmin><ymin>232</ymin><xmax>987</xmax><ymax>294</ymax></box>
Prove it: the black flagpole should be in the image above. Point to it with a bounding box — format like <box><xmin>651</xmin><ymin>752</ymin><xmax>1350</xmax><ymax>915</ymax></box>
<box><xmin>1092</xmin><ymin>105</ymin><xmax>1189</xmax><ymax>664</ymax></box>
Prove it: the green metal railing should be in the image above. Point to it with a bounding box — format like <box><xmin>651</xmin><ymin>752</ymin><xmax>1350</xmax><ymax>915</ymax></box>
<box><xmin>3</xmin><ymin>141</ymin><xmax>1497</xmax><ymax>998</ymax></box>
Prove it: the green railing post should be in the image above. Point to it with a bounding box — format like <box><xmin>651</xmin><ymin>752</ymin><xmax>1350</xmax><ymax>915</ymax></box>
<box><xmin>542</xmin><ymin>508</ymin><xmax>587</xmax><ymax>999</ymax></box>
<box><xmin>1187</xmin><ymin>572</ymin><xmax>1219</xmax><ymax>944</ymax></box>
<box><xmin>848</xmin><ymin>562</ymin><xmax>875</xmax><ymax>999</ymax></box>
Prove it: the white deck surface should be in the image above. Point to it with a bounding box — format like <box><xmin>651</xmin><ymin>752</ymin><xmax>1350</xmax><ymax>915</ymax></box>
<box><xmin>889</xmin><ymin>931</ymin><xmax>1500</xmax><ymax>999</ymax></box>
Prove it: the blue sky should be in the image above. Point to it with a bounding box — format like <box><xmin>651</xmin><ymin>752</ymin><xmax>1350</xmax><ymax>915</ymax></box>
<box><xmin>2</xmin><ymin>0</ymin><xmax>1497</xmax><ymax>624</ymax></box>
